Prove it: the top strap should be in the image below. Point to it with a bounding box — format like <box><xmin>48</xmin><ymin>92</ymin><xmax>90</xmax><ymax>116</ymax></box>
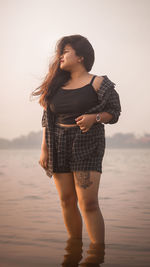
<box><xmin>90</xmin><ymin>75</ymin><xmax>97</xmax><ymax>85</ymax></box>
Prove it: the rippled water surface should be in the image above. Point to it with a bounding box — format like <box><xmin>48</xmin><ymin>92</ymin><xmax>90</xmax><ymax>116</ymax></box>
<box><xmin>0</xmin><ymin>148</ymin><xmax>150</xmax><ymax>266</ymax></box>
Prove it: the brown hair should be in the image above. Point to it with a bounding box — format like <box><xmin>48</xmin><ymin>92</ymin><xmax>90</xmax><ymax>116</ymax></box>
<box><xmin>30</xmin><ymin>34</ymin><xmax>95</xmax><ymax>109</ymax></box>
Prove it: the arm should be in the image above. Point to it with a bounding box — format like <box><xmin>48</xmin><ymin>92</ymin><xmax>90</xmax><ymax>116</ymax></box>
<box><xmin>75</xmin><ymin>112</ymin><xmax>114</xmax><ymax>132</ymax></box>
<box><xmin>39</xmin><ymin>109</ymin><xmax>48</xmax><ymax>169</ymax></box>
<box><xmin>92</xmin><ymin>76</ymin><xmax>121</xmax><ymax>124</ymax></box>
<box><xmin>90</xmin><ymin>112</ymin><xmax>113</xmax><ymax>124</ymax></box>
<box><xmin>41</xmin><ymin>127</ymin><xmax>48</xmax><ymax>151</ymax></box>
<box><xmin>76</xmin><ymin>76</ymin><xmax>121</xmax><ymax>131</ymax></box>
<box><xmin>102</xmin><ymin>87</ymin><xmax>121</xmax><ymax>124</ymax></box>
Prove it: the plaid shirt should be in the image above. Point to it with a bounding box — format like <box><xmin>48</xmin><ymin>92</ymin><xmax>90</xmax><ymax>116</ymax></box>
<box><xmin>41</xmin><ymin>75</ymin><xmax>121</xmax><ymax>177</ymax></box>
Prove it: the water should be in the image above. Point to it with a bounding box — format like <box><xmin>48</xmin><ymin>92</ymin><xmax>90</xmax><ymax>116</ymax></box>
<box><xmin>0</xmin><ymin>148</ymin><xmax>150</xmax><ymax>266</ymax></box>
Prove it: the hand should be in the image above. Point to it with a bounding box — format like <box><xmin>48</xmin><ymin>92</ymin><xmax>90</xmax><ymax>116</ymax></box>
<box><xmin>39</xmin><ymin>149</ymin><xmax>48</xmax><ymax>169</ymax></box>
<box><xmin>75</xmin><ymin>114</ymin><xmax>96</xmax><ymax>133</ymax></box>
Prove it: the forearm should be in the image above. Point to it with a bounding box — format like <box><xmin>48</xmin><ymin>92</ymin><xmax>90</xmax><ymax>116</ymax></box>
<box><xmin>93</xmin><ymin>112</ymin><xmax>113</xmax><ymax>124</ymax></box>
<box><xmin>41</xmin><ymin>127</ymin><xmax>48</xmax><ymax>151</ymax></box>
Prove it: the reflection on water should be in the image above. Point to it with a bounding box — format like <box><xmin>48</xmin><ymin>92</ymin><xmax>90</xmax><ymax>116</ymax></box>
<box><xmin>61</xmin><ymin>238</ymin><xmax>83</xmax><ymax>266</ymax></box>
<box><xmin>61</xmin><ymin>238</ymin><xmax>105</xmax><ymax>267</ymax></box>
<box><xmin>0</xmin><ymin>149</ymin><xmax>150</xmax><ymax>266</ymax></box>
<box><xmin>79</xmin><ymin>242</ymin><xmax>105</xmax><ymax>267</ymax></box>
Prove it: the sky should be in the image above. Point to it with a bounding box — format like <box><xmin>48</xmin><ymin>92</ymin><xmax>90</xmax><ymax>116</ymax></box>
<box><xmin>0</xmin><ymin>0</ymin><xmax>150</xmax><ymax>140</ymax></box>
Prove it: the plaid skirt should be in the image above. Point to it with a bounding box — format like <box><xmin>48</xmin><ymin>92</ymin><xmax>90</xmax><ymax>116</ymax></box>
<box><xmin>44</xmin><ymin>122</ymin><xmax>105</xmax><ymax>179</ymax></box>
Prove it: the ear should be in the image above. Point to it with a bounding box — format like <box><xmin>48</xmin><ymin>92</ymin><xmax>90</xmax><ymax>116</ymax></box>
<box><xmin>78</xmin><ymin>56</ymin><xmax>84</xmax><ymax>63</ymax></box>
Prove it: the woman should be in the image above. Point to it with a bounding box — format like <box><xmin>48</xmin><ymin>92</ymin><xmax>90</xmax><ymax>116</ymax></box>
<box><xmin>31</xmin><ymin>34</ymin><xmax>121</xmax><ymax>245</ymax></box>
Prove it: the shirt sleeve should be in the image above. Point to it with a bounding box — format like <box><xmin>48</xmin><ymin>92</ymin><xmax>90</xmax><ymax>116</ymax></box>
<box><xmin>84</xmin><ymin>75</ymin><xmax>121</xmax><ymax>124</ymax></box>
<box><xmin>103</xmin><ymin>86</ymin><xmax>122</xmax><ymax>124</ymax></box>
<box><xmin>41</xmin><ymin>109</ymin><xmax>48</xmax><ymax>127</ymax></box>
<box><xmin>94</xmin><ymin>76</ymin><xmax>121</xmax><ymax>124</ymax></box>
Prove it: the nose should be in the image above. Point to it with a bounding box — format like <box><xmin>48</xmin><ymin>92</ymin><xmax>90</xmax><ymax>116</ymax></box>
<box><xmin>60</xmin><ymin>55</ymin><xmax>64</xmax><ymax>61</ymax></box>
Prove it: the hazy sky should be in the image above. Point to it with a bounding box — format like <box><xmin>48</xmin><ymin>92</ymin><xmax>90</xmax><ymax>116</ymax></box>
<box><xmin>1</xmin><ymin>0</ymin><xmax>150</xmax><ymax>140</ymax></box>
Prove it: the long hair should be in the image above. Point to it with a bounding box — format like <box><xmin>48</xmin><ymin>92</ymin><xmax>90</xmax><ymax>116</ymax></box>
<box><xmin>31</xmin><ymin>34</ymin><xmax>95</xmax><ymax>109</ymax></box>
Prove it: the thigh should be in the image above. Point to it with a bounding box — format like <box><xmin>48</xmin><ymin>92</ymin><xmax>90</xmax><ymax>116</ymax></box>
<box><xmin>53</xmin><ymin>172</ymin><xmax>77</xmax><ymax>201</ymax></box>
<box><xmin>73</xmin><ymin>171</ymin><xmax>101</xmax><ymax>203</ymax></box>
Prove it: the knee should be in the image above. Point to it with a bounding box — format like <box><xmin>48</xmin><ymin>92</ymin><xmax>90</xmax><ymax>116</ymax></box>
<box><xmin>60</xmin><ymin>194</ymin><xmax>77</xmax><ymax>209</ymax></box>
<box><xmin>79</xmin><ymin>199</ymin><xmax>99</xmax><ymax>212</ymax></box>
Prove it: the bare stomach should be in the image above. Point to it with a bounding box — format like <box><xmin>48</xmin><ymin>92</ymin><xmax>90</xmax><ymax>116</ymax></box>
<box><xmin>56</xmin><ymin>123</ymin><xmax>78</xmax><ymax>127</ymax></box>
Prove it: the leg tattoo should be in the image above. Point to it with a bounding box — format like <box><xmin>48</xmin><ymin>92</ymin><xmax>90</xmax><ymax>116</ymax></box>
<box><xmin>76</xmin><ymin>171</ymin><xmax>93</xmax><ymax>189</ymax></box>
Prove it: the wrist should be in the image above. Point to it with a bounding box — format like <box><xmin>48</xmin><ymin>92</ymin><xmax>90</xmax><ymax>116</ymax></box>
<box><xmin>41</xmin><ymin>144</ymin><xmax>48</xmax><ymax>151</ymax></box>
<box><xmin>92</xmin><ymin>114</ymin><xmax>98</xmax><ymax>123</ymax></box>
<box><xmin>95</xmin><ymin>113</ymin><xmax>102</xmax><ymax>123</ymax></box>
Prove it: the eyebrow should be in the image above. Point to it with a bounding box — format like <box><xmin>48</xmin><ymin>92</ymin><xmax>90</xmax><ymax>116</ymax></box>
<box><xmin>64</xmin><ymin>47</ymin><xmax>70</xmax><ymax>50</ymax></box>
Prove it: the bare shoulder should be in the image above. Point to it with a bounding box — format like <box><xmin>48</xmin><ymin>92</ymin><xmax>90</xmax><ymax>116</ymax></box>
<box><xmin>92</xmin><ymin>75</ymin><xmax>104</xmax><ymax>92</ymax></box>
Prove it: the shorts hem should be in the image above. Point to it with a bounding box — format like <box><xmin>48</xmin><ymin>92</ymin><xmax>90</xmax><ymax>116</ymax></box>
<box><xmin>52</xmin><ymin>167</ymin><xmax>102</xmax><ymax>174</ymax></box>
<box><xmin>45</xmin><ymin>167</ymin><xmax>102</xmax><ymax>179</ymax></box>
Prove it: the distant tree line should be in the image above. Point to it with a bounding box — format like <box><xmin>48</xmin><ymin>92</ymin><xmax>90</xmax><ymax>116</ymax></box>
<box><xmin>106</xmin><ymin>133</ymin><xmax>150</xmax><ymax>148</ymax></box>
<box><xmin>0</xmin><ymin>131</ymin><xmax>150</xmax><ymax>149</ymax></box>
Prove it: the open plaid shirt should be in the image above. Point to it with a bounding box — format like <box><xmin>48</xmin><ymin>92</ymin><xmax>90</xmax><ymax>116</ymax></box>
<box><xmin>41</xmin><ymin>75</ymin><xmax>121</xmax><ymax>177</ymax></box>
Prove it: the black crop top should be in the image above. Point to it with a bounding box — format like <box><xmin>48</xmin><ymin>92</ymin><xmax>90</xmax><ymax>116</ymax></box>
<box><xmin>49</xmin><ymin>75</ymin><xmax>99</xmax><ymax>124</ymax></box>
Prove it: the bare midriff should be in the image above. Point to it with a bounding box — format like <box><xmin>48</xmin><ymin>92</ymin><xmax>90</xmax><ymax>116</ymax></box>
<box><xmin>56</xmin><ymin>123</ymin><xmax>78</xmax><ymax>127</ymax></box>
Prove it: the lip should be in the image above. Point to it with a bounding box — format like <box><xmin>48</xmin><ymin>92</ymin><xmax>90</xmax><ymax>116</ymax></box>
<box><xmin>60</xmin><ymin>60</ymin><xmax>64</xmax><ymax>63</ymax></box>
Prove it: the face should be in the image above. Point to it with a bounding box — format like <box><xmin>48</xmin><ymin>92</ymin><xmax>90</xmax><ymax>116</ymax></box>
<box><xmin>59</xmin><ymin>44</ymin><xmax>83</xmax><ymax>71</ymax></box>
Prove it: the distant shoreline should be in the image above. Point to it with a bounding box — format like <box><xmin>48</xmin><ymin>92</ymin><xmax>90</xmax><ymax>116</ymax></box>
<box><xmin>0</xmin><ymin>131</ymin><xmax>150</xmax><ymax>149</ymax></box>
<box><xmin>0</xmin><ymin>147</ymin><xmax>150</xmax><ymax>150</ymax></box>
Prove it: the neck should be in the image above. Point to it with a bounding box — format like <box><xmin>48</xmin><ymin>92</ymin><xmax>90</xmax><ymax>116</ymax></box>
<box><xmin>70</xmin><ymin>68</ymin><xmax>88</xmax><ymax>81</ymax></box>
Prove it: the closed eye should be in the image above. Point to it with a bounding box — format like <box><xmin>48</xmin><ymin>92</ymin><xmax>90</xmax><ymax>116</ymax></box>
<box><xmin>63</xmin><ymin>50</ymin><xmax>69</xmax><ymax>53</ymax></box>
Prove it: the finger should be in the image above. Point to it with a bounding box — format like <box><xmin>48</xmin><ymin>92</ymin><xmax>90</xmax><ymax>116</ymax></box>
<box><xmin>44</xmin><ymin>161</ymin><xmax>48</xmax><ymax>169</ymax></box>
<box><xmin>76</xmin><ymin>119</ymin><xmax>84</xmax><ymax>126</ymax></box>
<box><xmin>44</xmin><ymin>163</ymin><xmax>47</xmax><ymax>169</ymax></box>
<box><xmin>42</xmin><ymin>161</ymin><xmax>46</xmax><ymax>168</ymax></box>
<box><xmin>39</xmin><ymin>160</ymin><xmax>42</xmax><ymax>167</ymax></box>
<box><xmin>75</xmin><ymin>115</ymin><xmax>83</xmax><ymax>122</ymax></box>
<box><xmin>39</xmin><ymin>160</ymin><xmax>46</xmax><ymax>169</ymax></box>
<box><xmin>81</xmin><ymin>128</ymin><xmax>89</xmax><ymax>133</ymax></box>
<box><xmin>80</xmin><ymin>126</ymin><xmax>86</xmax><ymax>130</ymax></box>
<box><xmin>80</xmin><ymin>128</ymin><xmax>87</xmax><ymax>132</ymax></box>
